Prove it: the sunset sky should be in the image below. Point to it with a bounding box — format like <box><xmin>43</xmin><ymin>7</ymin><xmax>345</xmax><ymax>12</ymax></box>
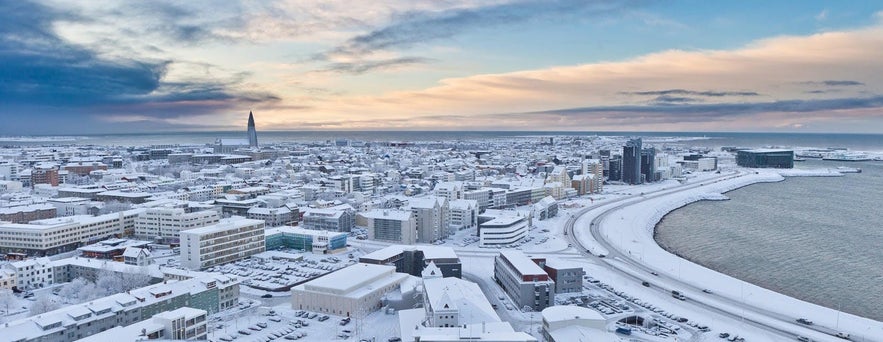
<box><xmin>3</xmin><ymin>0</ymin><xmax>883</xmax><ymax>134</ymax></box>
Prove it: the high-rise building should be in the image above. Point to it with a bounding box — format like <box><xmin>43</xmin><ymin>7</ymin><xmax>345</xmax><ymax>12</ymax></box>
<box><xmin>641</xmin><ymin>147</ymin><xmax>657</xmax><ymax>183</ymax></box>
<box><xmin>247</xmin><ymin>111</ymin><xmax>258</xmax><ymax>148</ymax></box>
<box><xmin>622</xmin><ymin>138</ymin><xmax>642</xmax><ymax>185</ymax></box>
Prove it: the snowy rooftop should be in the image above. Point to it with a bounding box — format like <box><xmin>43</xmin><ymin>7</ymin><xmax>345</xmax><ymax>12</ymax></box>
<box><xmin>360</xmin><ymin>209</ymin><xmax>412</xmax><ymax>221</ymax></box>
<box><xmin>500</xmin><ymin>250</ymin><xmax>546</xmax><ymax>277</ymax></box>
<box><xmin>541</xmin><ymin>305</ymin><xmax>603</xmax><ymax>323</ymax></box>
<box><xmin>181</xmin><ymin>216</ymin><xmax>263</xmax><ymax>235</ymax></box>
<box><xmin>424</xmin><ymin>277</ymin><xmax>500</xmax><ymax>325</ymax></box>
<box><xmin>361</xmin><ymin>245</ymin><xmax>458</xmax><ymax>261</ymax></box>
<box><xmin>299</xmin><ymin>263</ymin><xmax>403</xmax><ymax>296</ymax></box>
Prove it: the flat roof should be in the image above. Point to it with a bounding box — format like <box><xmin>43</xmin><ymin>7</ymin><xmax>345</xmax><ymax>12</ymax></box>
<box><xmin>181</xmin><ymin>216</ymin><xmax>264</xmax><ymax>235</ymax></box>
<box><xmin>741</xmin><ymin>149</ymin><xmax>793</xmax><ymax>153</ymax></box>
<box><xmin>541</xmin><ymin>305</ymin><xmax>603</xmax><ymax>323</ymax></box>
<box><xmin>301</xmin><ymin>263</ymin><xmax>399</xmax><ymax>295</ymax></box>
<box><xmin>500</xmin><ymin>251</ymin><xmax>546</xmax><ymax>277</ymax></box>
<box><xmin>361</xmin><ymin>245</ymin><xmax>458</xmax><ymax>261</ymax></box>
<box><xmin>359</xmin><ymin>209</ymin><xmax>411</xmax><ymax>221</ymax></box>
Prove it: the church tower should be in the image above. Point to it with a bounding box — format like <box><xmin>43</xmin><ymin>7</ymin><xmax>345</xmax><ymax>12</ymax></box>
<box><xmin>247</xmin><ymin>111</ymin><xmax>258</xmax><ymax>148</ymax></box>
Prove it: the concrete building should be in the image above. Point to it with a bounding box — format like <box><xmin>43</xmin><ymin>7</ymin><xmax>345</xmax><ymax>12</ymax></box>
<box><xmin>180</xmin><ymin>217</ymin><xmax>266</xmax><ymax>270</ymax></box>
<box><xmin>493</xmin><ymin>251</ymin><xmax>555</xmax><ymax>311</ymax></box>
<box><xmin>360</xmin><ymin>245</ymin><xmax>462</xmax><ymax>278</ymax></box>
<box><xmin>0</xmin><ymin>204</ymin><xmax>57</xmax><ymax>224</ymax></box>
<box><xmin>246</xmin><ymin>206</ymin><xmax>295</xmax><ymax>227</ymax></box>
<box><xmin>541</xmin><ymin>306</ymin><xmax>608</xmax><ymax>342</ymax></box>
<box><xmin>737</xmin><ymin>149</ymin><xmax>794</xmax><ymax>168</ymax></box>
<box><xmin>0</xmin><ymin>209</ymin><xmax>142</xmax><ymax>256</ymax></box>
<box><xmin>291</xmin><ymin>263</ymin><xmax>411</xmax><ymax>317</ymax></box>
<box><xmin>265</xmin><ymin>226</ymin><xmax>347</xmax><ymax>254</ymax></box>
<box><xmin>78</xmin><ymin>307</ymin><xmax>208</xmax><ymax>341</ymax></box>
<box><xmin>478</xmin><ymin>212</ymin><xmax>529</xmax><ymax>248</ymax></box>
<box><xmin>537</xmin><ymin>259</ymin><xmax>583</xmax><ymax>294</ymax></box>
<box><xmin>447</xmin><ymin>199</ymin><xmax>478</xmax><ymax>231</ymax></box>
<box><xmin>135</xmin><ymin>207</ymin><xmax>220</xmax><ymax>243</ymax></box>
<box><xmin>301</xmin><ymin>208</ymin><xmax>355</xmax><ymax>232</ymax></box>
<box><xmin>360</xmin><ymin>209</ymin><xmax>417</xmax><ymax>244</ymax></box>
<box><xmin>405</xmin><ymin>196</ymin><xmax>449</xmax><ymax>243</ymax></box>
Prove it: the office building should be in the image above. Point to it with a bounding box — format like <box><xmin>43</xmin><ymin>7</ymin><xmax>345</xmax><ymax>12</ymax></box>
<box><xmin>135</xmin><ymin>207</ymin><xmax>220</xmax><ymax>243</ymax></box>
<box><xmin>477</xmin><ymin>211</ymin><xmax>528</xmax><ymax>248</ymax></box>
<box><xmin>0</xmin><ymin>209</ymin><xmax>142</xmax><ymax>256</ymax></box>
<box><xmin>622</xmin><ymin>138</ymin><xmax>642</xmax><ymax>185</ymax></box>
<box><xmin>180</xmin><ymin>217</ymin><xmax>266</xmax><ymax>270</ymax></box>
<box><xmin>493</xmin><ymin>251</ymin><xmax>555</xmax><ymax>311</ymax></box>
<box><xmin>265</xmin><ymin>226</ymin><xmax>347</xmax><ymax>254</ymax></box>
<box><xmin>736</xmin><ymin>149</ymin><xmax>794</xmax><ymax>168</ymax></box>
<box><xmin>641</xmin><ymin>147</ymin><xmax>657</xmax><ymax>182</ymax></box>
<box><xmin>360</xmin><ymin>209</ymin><xmax>417</xmax><ymax>244</ymax></box>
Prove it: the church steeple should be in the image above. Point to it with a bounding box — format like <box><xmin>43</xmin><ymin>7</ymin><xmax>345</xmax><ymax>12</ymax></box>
<box><xmin>247</xmin><ymin>111</ymin><xmax>258</xmax><ymax>148</ymax></box>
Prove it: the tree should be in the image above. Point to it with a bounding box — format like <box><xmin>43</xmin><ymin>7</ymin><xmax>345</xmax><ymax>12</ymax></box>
<box><xmin>57</xmin><ymin>277</ymin><xmax>89</xmax><ymax>302</ymax></box>
<box><xmin>29</xmin><ymin>294</ymin><xmax>61</xmax><ymax>315</ymax></box>
<box><xmin>0</xmin><ymin>289</ymin><xmax>16</xmax><ymax>318</ymax></box>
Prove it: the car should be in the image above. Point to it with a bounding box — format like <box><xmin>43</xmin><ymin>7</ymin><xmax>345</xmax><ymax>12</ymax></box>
<box><xmin>650</xmin><ymin>271</ymin><xmax>659</xmax><ymax>276</ymax></box>
<box><xmin>239</xmin><ymin>330</ymin><xmax>251</xmax><ymax>336</ymax></box>
<box><xmin>257</xmin><ymin>322</ymin><xmax>268</xmax><ymax>328</ymax></box>
<box><xmin>641</xmin><ymin>281</ymin><xmax>650</xmax><ymax>287</ymax></box>
<box><xmin>307</xmin><ymin>313</ymin><xmax>318</xmax><ymax>319</ymax></box>
<box><xmin>719</xmin><ymin>332</ymin><xmax>730</xmax><ymax>338</ymax></box>
<box><xmin>388</xmin><ymin>338</ymin><xmax>402</xmax><ymax>342</ymax></box>
<box><xmin>796</xmin><ymin>318</ymin><xmax>813</xmax><ymax>325</ymax></box>
<box><xmin>318</xmin><ymin>315</ymin><xmax>329</xmax><ymax>322</ymax></box>
<box><xmin>262</xmin><ymin>293</ymin><xmax>273</xmax><ymax>298</ymax></box>
<box><xmin>797</xmin><ymin>336</ymin><xmax>811</xmax><ymax>342</ymax></box>
<box><xmin>702</xmin><ymin>289</ymin><xmax>713</xmax><ymax>294</ymax></box>
<box><xmin>835</xmin><ymin>332</ymin><xmax>851</xmax><ymax>340</ymax></box>
<box><xmin>269</xmin><ymin>317</ymin><xmax>282</xmax><ymax>322</ymax></box>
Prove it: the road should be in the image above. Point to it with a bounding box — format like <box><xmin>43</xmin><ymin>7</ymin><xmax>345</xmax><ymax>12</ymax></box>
<box><xmin>565</xmin><ymin>171</ymin><xmax>855</xmax><ymax>341</ymax></box>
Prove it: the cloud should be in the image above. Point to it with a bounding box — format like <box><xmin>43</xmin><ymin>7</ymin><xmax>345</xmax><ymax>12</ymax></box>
<box><xmin>0</xmin><ymin>0</ymin><xmax>278</xmax><ymax>127</ymax></box>
<box><xmin>329</xmin><ymin>0</ymin><xmax>638</xmax><ymax>57</ymax></box>
<box><xmin>624</xmin><ymin>89</ymin><xmax>761</xmax><ymax>97</ymax></box>
<box><xmin>316</xmin><ymin>57</ymin><xmax>434</xmax><ymax>75</ymax></box>
<box><xmin>821</xmin><ymin>80</ymin><xmax>864</xmax><ymax>86</ymax></box>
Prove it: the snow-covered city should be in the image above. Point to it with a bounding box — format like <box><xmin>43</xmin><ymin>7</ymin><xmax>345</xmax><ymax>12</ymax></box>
<box><xmin>0</xmin><ymin>117</ymin><xmax>880</xmax><ymax>342</ymax></box>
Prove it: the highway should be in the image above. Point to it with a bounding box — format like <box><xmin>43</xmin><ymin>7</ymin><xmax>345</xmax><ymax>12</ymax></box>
<box><xmin>564</xmin><ymin>171</ymin><xmax>854</xmax><ymax>341</ymax></box>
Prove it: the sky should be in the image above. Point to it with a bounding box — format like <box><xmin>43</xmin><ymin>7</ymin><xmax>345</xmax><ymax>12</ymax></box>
<box><xmin>2</xmin><ymin>0</ymin><xmax>883</xmax><ymax>135</ymax></box>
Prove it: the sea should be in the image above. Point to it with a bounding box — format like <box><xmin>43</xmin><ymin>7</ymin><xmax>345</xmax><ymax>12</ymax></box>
<box><xmin>656</xmin><ymin>159</ymin><xmax>883</xmax><ymax>321</ymax></box>
<box><xmin>3</xmin><ymin>130</ymin><xmax>883</xmax><ymax>320</ymax></box>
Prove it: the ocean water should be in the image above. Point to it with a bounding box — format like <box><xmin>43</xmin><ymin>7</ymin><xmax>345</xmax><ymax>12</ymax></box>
<box><xmin>656</xmin><ymin>159</ymin><xmax>883</xmax><ymax>321</ymax></box>
<box><xmin>3</xmin><ymin>131</ymin><xmax>883</xmax><ymax>152</ymax></box>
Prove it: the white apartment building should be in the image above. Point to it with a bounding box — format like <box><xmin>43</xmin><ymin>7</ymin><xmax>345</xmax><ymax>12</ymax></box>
<box><xmin>79</xmin><ymin>307</ymin><xmax>208</xmax><ymax>341</ymax></box>
<box><xmin>478</xmin><ymin>213</ymin><xmax>528</xmax><ymax>248</ymax></box>
<box><xmin>359</xmin><ymin>209</ymin><xmax>416</xmax><ymax>244</ymax></box>
<box><xmin>0</xmin><ymin>209</ymin><xmax>142</xmax><ymax>256</ymax></box>
<box><xmin>135</xmin><ymin>207</ymin><xmax>220</xmax><ymax>243</ymax></box>
<box><xmin>434</xmin><ymin>181</ymin><xmax>464</xmax><ymax>201</ymax></box>
<box><xmin>180</xmin><ymin>217</ymin><xmax>266</xmax><ymax>270</ymax></box>
<box><xmin>5</xmin><ymin>257</ymin><xmax>53</xmax><ymax>289</ymax></box>
<box><xmin>246</xmin><ymin>206</ymin><xmax>294</xmax><ymax>227</ymax></box>
<box><xmin>447</xmin><ymin>199</ymin><xmax>478</xmax><ymax>231</ymax></box>
<box><xmin>405</xmin><ymin>196</ymin><xmax>448</xmax><ymax>243</ymax></box>
<box><xmin>291</xmin><ymin>263</ymin><xmax>411</xmax><ymax>317</ymax></box>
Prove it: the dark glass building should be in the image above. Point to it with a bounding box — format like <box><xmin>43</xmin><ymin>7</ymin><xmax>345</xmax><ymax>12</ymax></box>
<box><xmin>736</xmin><ymin>149</ymin><xmax>794</xmax><ymax>168</ymax></box>
<box><xmin>641</xmin><ymin>148</ymin><xmax>657</xmax><ymax>183</ymax></box>
<box><xmin>622</xmin><ymin>138</ymin><xmax>642</xmax><ymax>185</ymax></box>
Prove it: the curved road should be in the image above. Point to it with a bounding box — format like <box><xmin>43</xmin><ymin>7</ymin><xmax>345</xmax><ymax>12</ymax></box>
<box><xmin>566</xmin><ymin>171</ymin><xmax>856</xmax><ymax>341</ymax></box>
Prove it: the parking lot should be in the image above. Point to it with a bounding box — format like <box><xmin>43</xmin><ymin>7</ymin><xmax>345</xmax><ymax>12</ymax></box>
<box><xmin>204</xmin><ymin>249</ymin><xmax>362</xmax><ymax>291</ymax></box>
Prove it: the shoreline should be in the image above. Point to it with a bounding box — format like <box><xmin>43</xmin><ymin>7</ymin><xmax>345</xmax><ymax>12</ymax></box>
<box><xmin>599</xmin><ymin>168</ymin><xmax>883</xmax><ymax>338</ymax></box>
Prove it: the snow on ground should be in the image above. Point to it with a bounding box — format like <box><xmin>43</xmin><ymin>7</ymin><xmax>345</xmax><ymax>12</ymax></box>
<box><xmin>593</xmin><ymin>168</ymin><xmax>883</xmax><ymax>341</ymax></box>
<box><xmin>206</xmin><ymin>300</ymin><xmax>401</xmax><ymax>342</ymax></box>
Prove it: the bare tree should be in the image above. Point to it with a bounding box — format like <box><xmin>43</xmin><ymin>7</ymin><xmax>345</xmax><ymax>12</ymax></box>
<box><xmin>29</xmin><ymin>294</ymin><xmax>61</xmax><ymax>315</ymax></box>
